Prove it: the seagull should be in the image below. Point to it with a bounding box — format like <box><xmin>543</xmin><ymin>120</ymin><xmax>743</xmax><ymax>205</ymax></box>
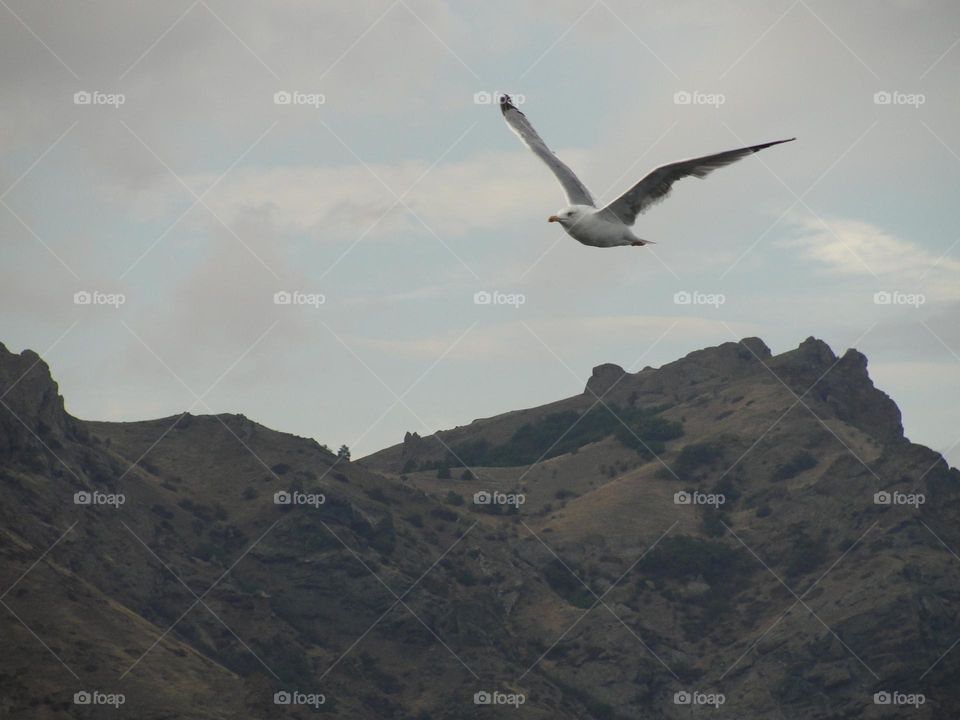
<box><xmin>499</xmin><ymin>94</ymin><xmax>794</xmax><ymax>248</ymax></box>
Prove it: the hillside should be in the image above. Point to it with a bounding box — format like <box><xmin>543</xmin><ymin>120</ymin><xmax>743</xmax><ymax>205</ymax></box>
<box><xmin>1</xmin><ymin>337</ymin><xmax>959</xmax><ymax>718</ymax></box>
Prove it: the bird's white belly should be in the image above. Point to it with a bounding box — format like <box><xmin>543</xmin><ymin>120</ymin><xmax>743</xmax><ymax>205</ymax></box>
<box><xmin>567</xmin><ymin>213</ymin><xmax>633</xmax><ymax>247</ymax></box>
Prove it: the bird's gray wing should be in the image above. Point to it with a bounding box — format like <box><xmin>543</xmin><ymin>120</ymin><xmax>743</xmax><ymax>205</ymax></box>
<box><xmin>500</xmin><ymin>94</ymin><xmax>595</xmax><ymax>206</ymax></box>
<box><xmin>599</xmin><ymin>138</ymin><xmax>795</xmax><ymax>225</ymax></box>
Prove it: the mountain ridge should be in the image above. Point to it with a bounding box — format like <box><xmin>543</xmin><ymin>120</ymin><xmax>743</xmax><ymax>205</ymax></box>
<box><xmin>1</xmin><ymin>336</ymin><xmax>958</xmax><ymax>719</ymax></box>
<box><xmin>362</xmin><ymin>336</ymin><xmax>906</xmax><ymax>475</ymax></box>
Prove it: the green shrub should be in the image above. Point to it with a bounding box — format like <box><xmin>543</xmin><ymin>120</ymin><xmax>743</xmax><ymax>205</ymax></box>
<box><xmin>638</xmin><ymin>535</ymin><xmax>753</xmax><ymax>588</ymax></box>
<box><xmin>674</xmin><ymin>442</ymin><xmax>723</xmax><ymax>480</ymax></box>
<box><xmin>425</xmin><ymin>404</ymin><xmax>682</xmax><ymax>469</ymax></box>
<box><xmin>543</xmin><ymin>559</ymin><xmax>594</xmax><ymax>609</ymax></box>
<box><xmin>771</xmin><ymin>451</ymin><xmax>818</xmax><ymax>482</ymax></box>
<box><xmin>701</xmin><ymin>508</ymin><xmax>726</xmax><ymax>537</ymax></box>
<box><xmin>429</xmin><ymin>507</ymin><xmax>458</xmax><ymax>522</ymax></box>
<box><xmin>784</xmin><ymin>531</ymin><xmax>828</xmax><ymax>577</ymax></box>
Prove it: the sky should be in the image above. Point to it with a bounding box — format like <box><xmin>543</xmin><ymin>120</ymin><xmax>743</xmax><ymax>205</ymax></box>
<box><xmin>1</xmin><ymin>0</ymin><xmax>958</xmax><ymax>467</ymax></box>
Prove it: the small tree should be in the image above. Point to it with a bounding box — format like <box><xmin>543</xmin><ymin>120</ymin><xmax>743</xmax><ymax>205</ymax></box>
<box><xmin>338</xmin><ymin>445</ymin><xmax>351</xmax><ymax>462</ymax></box>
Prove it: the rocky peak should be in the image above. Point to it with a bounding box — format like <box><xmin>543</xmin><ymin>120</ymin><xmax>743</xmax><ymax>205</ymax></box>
<box><xmin>831</xmin><ymin>347</ymin><xmax>904</xmax><ymax>444</ymax></box>
<box><xmin>584</xmin><ymin>363</ymin><xmax>627</xmax><ymax>396</ymax></box>
<box><xmin>677</xmin><ymin>337</ymin><xmax>773</xmax><ymax>374</ymax></box>
<box><xmin>771</xmin><ymin>338</ymin><xmax>903</xmax><ymax>445</ymax></box>
<box><xmin>797</xmin><ymin>335</ymin><xmax>838</xmax><ymax>364</ymax></box>
<box><xmin>635</xmin><ymin>337</ymin><xmax>772</xmax><ymax>396</ymax></box>
<box><xmin>738</xmin><ymin>336</ymin><xmax>773</xmax><ymax>360</ymax></box>
<box><xmin>0</xmin><ymin>342</ymin><xmax>83</xmax><ymax>459</ymax></box>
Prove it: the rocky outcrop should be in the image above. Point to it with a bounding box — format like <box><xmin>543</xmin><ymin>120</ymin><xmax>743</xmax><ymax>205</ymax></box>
<box><xmin>584</xmin><ymin>363</ymin><xmax>626</xmax><ymax>397</ymax></box>
<box><xmin>0</xmin><ymin>342</ymin><xmax>86</xmax><ymax>461</ymax></box>
<box><xmin>770</xmin><ymin>337</ymin><xmax>904</xmax><ymax>445</ymax></box>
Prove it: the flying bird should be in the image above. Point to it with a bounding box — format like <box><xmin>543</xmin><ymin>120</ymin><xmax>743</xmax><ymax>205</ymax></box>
<box><xmin>499</xmin><ymin>94</ymin><xmax>794</xmax><ymax>248</ymax></box>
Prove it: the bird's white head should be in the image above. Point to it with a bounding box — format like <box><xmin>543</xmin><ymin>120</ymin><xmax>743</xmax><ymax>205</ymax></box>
<box><xmin>547</xmin><ymin>207</ymin><xmax>585</xmax><ymax>226</ymax></box>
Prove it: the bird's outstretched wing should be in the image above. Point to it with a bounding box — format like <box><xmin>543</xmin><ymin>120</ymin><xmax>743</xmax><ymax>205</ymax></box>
<box><xmin>599</xmin><ymin>138</ymin><xmax>795</xmax><ymax>225</ymax></box>
<box><xmin>500</xmin><ymin>94</ymin><xmax>595</xmax><ymax>206</ymax></box>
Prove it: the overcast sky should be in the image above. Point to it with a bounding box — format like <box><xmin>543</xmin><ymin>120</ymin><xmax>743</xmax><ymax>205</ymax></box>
<box><xmin>1</xmin><ymin>0</ymin><xmax>958</xmax><ymax>467</ymax></box>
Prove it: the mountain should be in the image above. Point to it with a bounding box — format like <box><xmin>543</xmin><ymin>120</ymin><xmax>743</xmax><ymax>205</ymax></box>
<box><xmin>1</xmin><ymin>337</ymin><xmax>958</xmax><ymax>718</ymax></box>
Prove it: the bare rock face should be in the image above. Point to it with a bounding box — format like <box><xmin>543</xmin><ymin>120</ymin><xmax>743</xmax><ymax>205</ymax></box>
<box><xmin>631</xmin><ymin>337</ymin><xmax>774</xmax><ymax>399</ymax></box>
<box><xmin>770</xmin><ymin>337</ymin><xmax>904</xmax><ymax>445</ymax></box>
<box><xmin>584</xmin><ymin>363</ymin><xmax>626</xmax><ymax>397</ymax></box>
<box><xmin>0</xmin><ymin>342</ymin><xmax>85</xmax><ymax>460</ymax></box>
<box><xmin>831</xmin><ymin>348</ymin><xmax>904</xmax><ymax>445</ymax></box>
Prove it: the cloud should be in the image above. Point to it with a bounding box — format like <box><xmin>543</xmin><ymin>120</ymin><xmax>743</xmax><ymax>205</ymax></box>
<box><xmin>180</xmin><ymin>148</ymin><xmax>565</xmax><ymax>240</ymax></box>
<box><xmin>783</xmin><ymin>215</ymin><xmax>960</xmax><ymax>301</ymax></box>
